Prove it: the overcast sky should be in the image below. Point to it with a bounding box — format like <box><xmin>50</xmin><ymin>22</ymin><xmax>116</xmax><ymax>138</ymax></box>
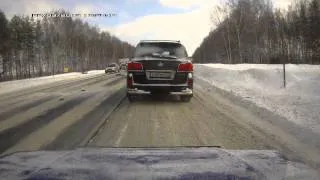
<box><xmin>0</xmin><ymin>0</ymin><xmax>292</xmax><ymax>55</ymax></box>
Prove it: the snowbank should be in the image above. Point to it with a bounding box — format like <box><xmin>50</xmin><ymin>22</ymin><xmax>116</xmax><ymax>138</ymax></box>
<box><xmin>0</xmin><ymin>70</ymin><xmax>105</xmax><ymax>95</ymax></box>
<box><xmin>195</xmin><ymin>64</ymin><xmax>320</xmax><ymax>134</ymax></box>
<box><xmin>86</xmin><ymin>70</ymin><xmax>106</xmax><ymax>74</ymax></box>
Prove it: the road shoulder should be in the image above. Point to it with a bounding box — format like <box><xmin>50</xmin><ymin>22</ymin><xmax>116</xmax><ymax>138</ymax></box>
<box><xmin>195</xmin><ymin>77</ymin><xmax>320</xmax><ymax>170</ymax></box>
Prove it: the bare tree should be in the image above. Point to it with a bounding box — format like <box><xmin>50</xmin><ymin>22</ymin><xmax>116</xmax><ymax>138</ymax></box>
<box><xmin>212</xmin><ymin>5</ymin><xmax>232</xmax><ymax>63</ymax></box>
<box><xmin>193</xmin><ymin>0</ymin><xmax>320</xmax><ymax>65</ymax></box>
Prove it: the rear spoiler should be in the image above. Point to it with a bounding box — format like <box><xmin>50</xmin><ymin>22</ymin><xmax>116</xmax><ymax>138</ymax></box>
<box><xmin>139</xmin><ymin>40</ymin><xmax>181</xmax><ymax>43</ymax></box>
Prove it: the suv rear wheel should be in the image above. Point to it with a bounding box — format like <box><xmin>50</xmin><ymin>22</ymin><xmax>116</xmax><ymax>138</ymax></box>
<box><xmin>180</xmin><ymin>95</ymin><xmax>192</xmax><ymax>102</ymax></box>
<box><xmin>127</xmin><ymin>94</ymin><xmax>135</xmax><ymax>102</ymax></box>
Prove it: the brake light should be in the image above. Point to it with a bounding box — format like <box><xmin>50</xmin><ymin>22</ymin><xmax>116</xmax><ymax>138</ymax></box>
<box><xmin>178</xmin><ymin>63</ymin><xmax>193</xmax><ymax>72</ymax></box>
<box><xmin>127</xmin><ymin>62</ymin><xmax>143</xmax><ymax>71</ymax></box>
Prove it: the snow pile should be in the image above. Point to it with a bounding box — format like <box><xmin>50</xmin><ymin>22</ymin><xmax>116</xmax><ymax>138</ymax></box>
<box><xmin>195</xmin><ymin>64</ymin><xmax>320</xmax><ymax>134</ymax></box>
<box><xmin>87</xmin><ymin>70</ymin><xmax>105</xmax><ymax>74</ymax></box>
<box><xmin>0</xmin><ymin>70</ymin><xmax>105</xmax><ymax>95</ymax></box>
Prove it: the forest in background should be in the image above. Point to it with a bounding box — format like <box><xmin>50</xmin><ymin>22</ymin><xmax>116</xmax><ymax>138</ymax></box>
<box><xmin>193</xmin><ymin>0</ymin><xmax>320</xmax><ymax>64</ymax></box>
<box><xmin>0</xmin><ymin>9</ymin><xmax>135</xmax><ymax>82</ymax></box>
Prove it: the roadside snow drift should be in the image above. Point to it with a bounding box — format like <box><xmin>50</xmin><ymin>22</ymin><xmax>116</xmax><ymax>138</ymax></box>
<box><xmin>0</xmin><ymin>70</ymin><xmax>105</xmax><ymax>95</ymax></box>
<box><xmin>195</xmin><ymin>64</ymin><xmax>320</xmax><ymax>134</ymax></box>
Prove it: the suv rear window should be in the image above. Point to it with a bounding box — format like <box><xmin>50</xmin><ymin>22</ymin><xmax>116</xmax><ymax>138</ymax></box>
<box><xmin>134</xmin><ymin>42</ymin><xmax>188</xmax><ymax>59</ymax></box>
<box><xmin>108</xmin><ymin>64</ymin><xmax>116</xmax><ymax>67</ymax></box>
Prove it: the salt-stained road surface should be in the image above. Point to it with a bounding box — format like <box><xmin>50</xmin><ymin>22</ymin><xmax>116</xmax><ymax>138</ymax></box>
<box><xmin>0</xmin><ymin>68</ymin><xmax>319</xmax><ymax>172</ymax></box>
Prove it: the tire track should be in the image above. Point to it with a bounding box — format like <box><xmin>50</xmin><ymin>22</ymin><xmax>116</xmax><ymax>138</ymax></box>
<box><xmin>102</xmin><ymin>77</ymin><xmax>125</xmax><ymax>87</ymax></box>
<box><xmin>0</xmin><ymin>97</ymin><xmax>32</xmax><ymax>112</ymax></box>
<box><xmin>44</xmin><ymin>87</ymin><xmax>126</xmax><ymax>150</ymax></box>
<box><xmin>55</xmin><ymin>74</ymin><xmax>117</xmax><ymax>93</ymax></box>
<box><xmin>0</xmin><ymin>96</ymin><xmax>56</xmax><ymax>122</ymax></box>
<box><xmin>0</xmin><ymin>74</ymin><xmax>110</xmax><ymax>109</ymax></box>
<box><xmin>0</xmin><ymin>94</ymin><xmax>93</xmax><ymax>153</ymax></box>
<box><xmin>0</xmin><ymin>74</ymin><xmax>105</xmax><ymax>102</ymax></box>
<box><xmin>84</xmin><ymin>76</ymin><xmax>115</xmax><ymax>87</ymax></box>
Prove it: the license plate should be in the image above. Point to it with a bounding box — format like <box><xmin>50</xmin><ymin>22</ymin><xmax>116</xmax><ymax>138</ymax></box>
<box><xmin>150</xmin><ymin>72</ymin><xmax>171</xmax><ymax>78</ymax></box>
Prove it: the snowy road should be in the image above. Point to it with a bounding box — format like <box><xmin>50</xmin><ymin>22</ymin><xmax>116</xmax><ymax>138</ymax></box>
<box><xmin>0</xmin><ymin>73</ymin><xmax>126</xmax><ymax>154</ymax></box>
<box><xmin>0</xmin><ymin>71</ymin><xmax>319</xmax><ymax>171</ymax></box>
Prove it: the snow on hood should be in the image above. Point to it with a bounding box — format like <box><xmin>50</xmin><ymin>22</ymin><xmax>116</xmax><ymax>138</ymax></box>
<box><xmin>0</xmin><ymin>147</ymin><xmax>318</xmax><ymax>180</ymax></box>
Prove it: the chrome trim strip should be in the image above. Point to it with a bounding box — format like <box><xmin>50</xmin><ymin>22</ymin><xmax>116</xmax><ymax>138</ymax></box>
<box><xmin>132</xmin><ymin>83</ymin><xmax>188</xmax><ymax>86</ymax></box>
<box><xmin>131</xmin><ymin>57</ymin><xmax>186</xmax><ymax>62</ymax></box>
<box><xmin>127</xmin><ymin>88</ymin><xmax>193</xmax><ymax>95</ymax></box>
<box><xmin>127</xmin><ymin>89</ymin><xmax>151</xmax><ymax>94</ymax></box>
<box><xmin>170</xmin><ymin>89</ymin><xmax>193</xmax><ymax>95</ymax></box>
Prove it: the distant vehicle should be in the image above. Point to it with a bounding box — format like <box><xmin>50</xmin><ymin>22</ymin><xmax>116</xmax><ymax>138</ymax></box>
<box><xmin>126</xmin><ymin>40</ymin><xmax>193</xmax><ymax>102</ymax></box>
<box><xmin>105</xmin><ymin>63</ymin><xmax>120</xmax><ymax>74</ymax></box>
<box><xmin>119</xmin><ymin>63</ymin><xmax>127</xmax><ymax>71</ymax></box>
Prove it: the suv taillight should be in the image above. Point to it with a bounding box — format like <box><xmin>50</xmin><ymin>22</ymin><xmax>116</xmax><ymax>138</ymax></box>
<box><xmin>177</xmin><ymin>63</ymin><xmax>193</xmax><ymax>72</ymax></box>
<box><xmin>127</xmin><ymin>62</ymin><xmax>143</xmax><ymax>71</ymax></box>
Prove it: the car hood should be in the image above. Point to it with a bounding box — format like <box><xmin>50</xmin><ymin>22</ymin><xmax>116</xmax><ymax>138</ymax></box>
<box><xmin>0</xmin><ymin>147</ymin><xmax>318</xmax><ymax>180</ymax></box>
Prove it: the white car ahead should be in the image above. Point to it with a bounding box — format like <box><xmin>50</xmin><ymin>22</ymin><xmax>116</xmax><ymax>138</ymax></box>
<box><xmin>105</xmin><ymin>63</ymin><xmax>120</xmax><ymax>74</ymax></box>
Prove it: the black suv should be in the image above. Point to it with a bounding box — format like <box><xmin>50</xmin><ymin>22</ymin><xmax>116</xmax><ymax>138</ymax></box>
<box><xmin>126</xmin><ymin>40</ymin><xmax>193</xmax><ymax>102</ymax></box>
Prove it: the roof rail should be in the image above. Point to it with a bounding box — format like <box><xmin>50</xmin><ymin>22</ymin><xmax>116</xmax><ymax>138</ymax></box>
<box><xmin>139</xmin><ymin>40</ymin><xmax>181</xmax><ymax>43</ymax></box>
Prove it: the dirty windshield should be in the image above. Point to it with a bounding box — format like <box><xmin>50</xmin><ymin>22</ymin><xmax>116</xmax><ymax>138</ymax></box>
<box><xmin>0</xmin><ymin>0</ymin><xmax>319</xmax><ymax>179</ymax></box>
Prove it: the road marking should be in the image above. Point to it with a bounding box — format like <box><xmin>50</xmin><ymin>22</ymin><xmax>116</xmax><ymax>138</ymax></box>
<box><xmin>115</xmin><ymin>123</ymin><xmax>129</xmax><ymax>146</ymax></box>
<box><xmin>80</xmin><ymin>87</ymin><xmax>127</xmax><ymax>146</ymax></box>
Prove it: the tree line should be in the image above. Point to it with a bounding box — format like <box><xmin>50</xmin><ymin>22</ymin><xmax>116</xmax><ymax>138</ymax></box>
<box><xmin>193</xmin><ymin>0</ymin><xmax>320</xmax><ymax>64</ymax></box>
<box><xmin>0</xmin><ymin>9</ymin><xmax>135</xmax><ymax>81</ymax></box>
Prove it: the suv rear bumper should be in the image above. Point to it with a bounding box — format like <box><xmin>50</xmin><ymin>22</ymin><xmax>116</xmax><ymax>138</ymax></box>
<box><xmin>127</xmin><ymin>84</ymin><xmax>193</xmax><ymax>95</ymax></box>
